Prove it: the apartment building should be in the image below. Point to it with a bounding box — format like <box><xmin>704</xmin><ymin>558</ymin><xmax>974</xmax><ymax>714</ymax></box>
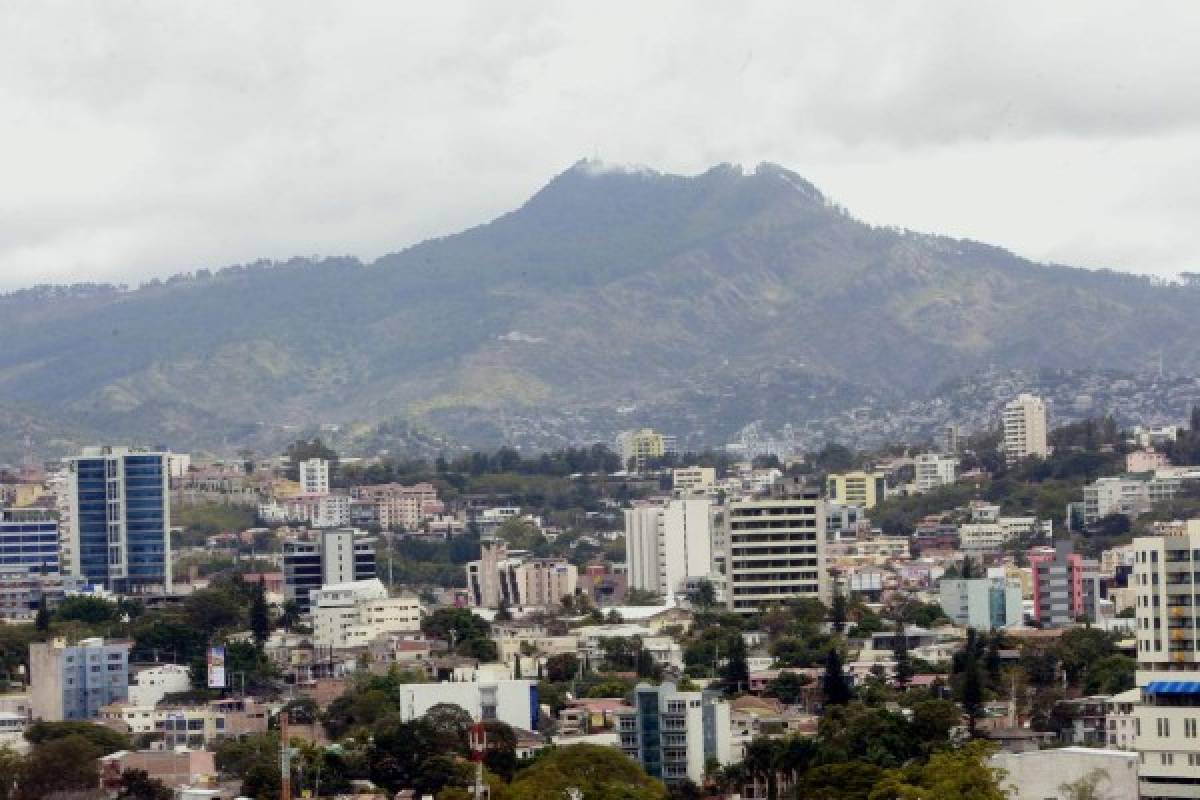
<box><xmin>672</xmin><ymin>467</ymin><xmax>716</xmax><ymax>493</ymax></box>
<box><xmin>311</xmin><ymin>579</ymin><xmax>423</xmax><ymax>649</ymax></box>
<box><xmin>65</xmin><ymin>447</ymin><xmax>172</xmax><ymax>593</ymax></box>
<box><xmin>282</xmin><ymin>528</ymin><xmax>377</xmax><ymax>614</ymax></box>
<box><xmin>938</xmin><ymin>577</ymin><xmax>1024</xmax><ymax>630</ymax></box>
<box><xmin>616</xmin><ymin>429</ymin><xmax>677</xmax><ymax>471</ymax></box>
<box><xmin>913</xmin><ymin>453</ymin><xmax>958</xmax><ymax>493</ymax></box>
<box><xmin>616</xmin><ymin>682</ymin><xmax>732</xmax><ymax>785</ymax></box>
<box><xmin>350</xmin><ymin>483</ymin><xmax>441</xmax><ymax>531</ymax></box>
<box><xmin>396</xmin><ymin>679</ymin><xmax>538</xmax><ymax>731</ymax></box>
<box><xmin>298</xmin><ymin>458</ymin><xmax>330</xmax><ymax>495</ymax></box>
<box><xmin>100</xmin><ymin>698</ymin><xmax>268</xmax><ymax>748</ymax></box>
<box><xmin>1131</xmin><ymin>524</ymin><xmax>1200</xmax><ymax>799</ymax></box>
<box><xmin>825</xmin><ymin>471</ymin><xmax>886</xmax><ymax>509</ymax></box>
<box><xmin>1002</xmin><ymin>394</ymin><xmax>1049</xmax><ymax>464</ymax></box>
<box><xmin>31</xmin><ymin>637</ymin><xmax>130</xmax><ymax>721</ymax></box>
<box><xmin>624</xmin><ymin>495</ymin><xmax>714</xmax><ymax>600</ymax></box>
<box><xmin>1030</xmin><ymin>540</ymin><xmax>1100</xmax><ymax>628</ymax></box>
<box><xmin>723</xmin><ymin>479</ymin><xmax>828</xmax><ymax>614</ymax></box>
<box><xmin>465</xmin><ymin>541</ymin><xmax>577</xmax><ymax>609</ymax></box>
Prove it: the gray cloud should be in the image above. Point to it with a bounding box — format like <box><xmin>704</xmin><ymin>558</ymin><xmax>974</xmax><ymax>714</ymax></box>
<box><xmin>2</xmin><ymin>0</ymin><xmax>1199</xmax><ymax>290</ymax></box>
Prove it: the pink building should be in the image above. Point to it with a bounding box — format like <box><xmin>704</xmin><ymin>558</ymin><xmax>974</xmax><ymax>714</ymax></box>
<box><xmin>1126</xmin><ymin>448</ymin><xmax>1169</xmax><ymax>473</ymax></box>
<box><xmin>1028</xmin><ymin>541</ymin><xmax>1100</xmax><ymax>627</ymax></box>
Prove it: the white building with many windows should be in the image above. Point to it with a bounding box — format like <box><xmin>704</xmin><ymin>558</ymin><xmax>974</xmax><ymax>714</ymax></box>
<box><xmin>298</xmin><ymin>458</ymin><xmax>331</xmax><ymax>496</ymax></box>
<box><xmin>1002</xmin><ymin>393</ymin><xmax>1049</xmax><ymax>465</ymax></box>
<box><xmin>624</xmin><ymin>495</ymin><xmax>713</xmax><ymax>600</ymax></box>
<box><xmin>311</xmin><ymin>579</ymin><xmax>423</xmax><ymax>649</ymax></box>
<box><xmin>1132</xmin><ymin>522</ymin><xmax>1200</xmax><ymax>799</ymax></box>
<box><xmin>913</xmin><ymin>453</ymin><xmax>958</xmax><ymax>493</ymax></box>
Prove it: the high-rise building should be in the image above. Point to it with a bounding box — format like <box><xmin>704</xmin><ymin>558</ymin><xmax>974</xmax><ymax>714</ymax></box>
<box><xmin>0</xmin><ymin>508</ymin><xmax>60</xmax><ymax>575</ymax></box>
<box><xmin>616</xmin><ymin>682</ymin><xmax>732</xmax><ymax>785</ymax></box>
<box><xmin>65</xmin><ymin>447</ymin><xmax>171</xmax><ymax>593</ymax></box>
<box><xmin>30</xmin><ymin>636</ymin><xmax>130</xmax><ymax>721</ymax></box>
<box><xmin>1003</xmin><ymin>394</ymin><xmax>1049</xmax><ymax>465</ymax></box>
<box><xmin>825</xmin><ymin>471</ymin><xmax>887</xmax><ymax>509</ymax></box>
<box><xmin>1029</xmin><ymin>540</ymin><xmax>1100</xmax><ymax>627</ymax></box>
<box><xmin>624</xmin><ymin>495</ymin><xmax>714</xmax><ymax>600</ymax></box>
<box><xmin>298</xmin><ymin>458</ymin><xmax>331</xmax><ymax>495</ymax></box>
<box><xmin>282</xmin><ymin>528</ymin><xmax>376</xmax><ymax>614</ymax></box>
<box><xmin>913</xmin><ymin>453</ymin><xmax>958</xmax><ymax>493</ymax></box>
<box><xmin>1132</xmin><ymin>523</ymin><xmax>1200</xmax><ymax>799</ymax></box>
<box><xmin>723</xmin><ymin>478</ymin><xmax>828</xmax><ymax>614</ymax></box>
<box><xmin>937</xmin><ymin>424</ymin><xmax>960</xmax><ymax>455</ymax></box>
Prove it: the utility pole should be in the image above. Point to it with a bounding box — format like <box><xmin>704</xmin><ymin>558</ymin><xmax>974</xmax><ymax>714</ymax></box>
<box><xmin>469</xmin><ymin>722</ymin><xmax>487</xmax><ymax>800</ymax></box>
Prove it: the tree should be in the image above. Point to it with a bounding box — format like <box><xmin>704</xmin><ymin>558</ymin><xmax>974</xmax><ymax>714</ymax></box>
<box><xmin>17</xmin><ymin>734</ymin><xmax>104</xmax><ymax>800</ymax></box>
<box><xmin>544</xmin><ymin>653</ymin><xmax>580</xmax><ymax>683</ymax></box>
<box><xmin>0</xmin><ymin>747</ymin><xmax>20</xmax><ymax>800</ymax></box>
<box><xmin>33</xmin><ymin>595</ymin><xmax>49</xmax><ymax>633</ymax></box>
<box><xmin>24</xmin><ymin>720</ymin><xmax>129</xmax><ymax>753</ymax></box>
<box><xmin>250</xmin><ymin>578</ymin><xmax>270</xmax><ymax>648</ymax></box>
<box><xmin>481</xmin><ymin>719</ymin><xmax>518</xmax><ymax>781</ymax></box>
<box><xmin>765</xmin><ymin>671</ymin><xmax>812</xmax><ymax>706</ymax></box>
<box><xmin>278</xmin><ymin>599</ymin><xmax>301</xmax><ymax>632</ymax></box>
<box><xmin>722</xmin><ymin>634</ymin><xmax>750</xmax><ymax>695</ymax></box>
<box><xmin>54</xmin><ymin>595</ymin><xmax>120</xmax><ymax>625</ymax></box>
<box><xmin>1059</xmin><ymin>768</ymin><xmax>1112</xmax><ymax>800</ymax></box>
<box><xmin>690</xmin><ymin>579</ymin><xmax>716</xmax><ymax>609</ymax></box>
<box><xmin>116</xmin><ymin>769</ymin><xmax>173</xmax><ymax>800</ymax></box>
<box><xmin>183</xmin><ymin>587</ymin><xmax>245</xmax><ymax>632</ymax></box>
<box><xmin>868</xmin><ymin>741</ymin><xmax>1005</xmax><ymax>800</ymax></box>
<box><xmin>507</xmin><ymin>744</ymin><xmax>667</xmax><ymax>800</ymax></box>
<box><xmin>1085</xmin><ymin>655</ymin><xmax>1135</xmax><ymax>695</ymax></box>
<box><xmin>823</xmin><ymin>648</ymin><xmax>852</xmax><ymax>706</ymax></box>
<box><xmin>831</xmin><ymin>590</ymin><xmax>848</xmax><ymax>634</ymax></box>
<box><xmin>961</xmin><ymin>633</ymin><xmax>985</xmax><ymax>735</ymax></box>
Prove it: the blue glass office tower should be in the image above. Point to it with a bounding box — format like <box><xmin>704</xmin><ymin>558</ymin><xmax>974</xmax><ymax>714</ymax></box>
<box><xmin>0</xmin><ymin>508</ymin><xmax>60</xmax><ymax>573</ymax></box>
<box><xmin>67</xmin><ymin>447</ymin><xmax>171</xmax><ymax>593</ymax></box>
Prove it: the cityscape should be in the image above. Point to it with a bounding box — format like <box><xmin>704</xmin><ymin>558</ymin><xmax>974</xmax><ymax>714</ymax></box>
<box><xmin>5</xmin><ymin>3</ymin><xmax>1200</xmax><ymax>800</ymax></box>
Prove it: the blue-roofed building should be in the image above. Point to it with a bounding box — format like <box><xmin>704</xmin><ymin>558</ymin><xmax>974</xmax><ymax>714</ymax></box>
<box><xmin>65</xmin><ymin>447</ymin><xmax>172</xmax><ymax>594</ymax></box>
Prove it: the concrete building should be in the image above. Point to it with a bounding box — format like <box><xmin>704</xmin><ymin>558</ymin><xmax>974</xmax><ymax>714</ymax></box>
<box><xmin>1002</xmin><ymin>393</ymin><xmax>1049</xmax><ymax>464</ymax></box>
<box><xmin>624</xmin><ymin>495</ymin><xmax>713</xmax><ymax>600</ymax></box>
<box><xmin>282</xmin><ymin>528</ymin><xmax>377</xmax><ymax>614</ymax></box>
<box><xmin>1105</xmin><ymin>687</ymin><xmax>1140</xmax><ymax>750</ymax></box>
<box><xmin>298</xmin><ymin>458</ymin><xmax>330</xmax><ymax>496</ymax></box>
<box><xmin>616</xmin><ymin>429</ymin><xmax>677</xmax><ymax>471</ymax></box>
<box><xmin>616</xmin><ymin>682</ymin><xmax>732</xmax><ymax>785</ymax></box>
<box><xmin>311</xmin><ymin>579</ymin><xmax>423</xmax><ymax>649</ymax></box>
<box><xmin>825</xmin><ymin>471</ymin><xmax>886</xmax><ymax>509</ymax></box>
<box><xmin>31</xmin><ymin>636</ymin><xmax>130</xmax><ymax>721</ymax></box>
<box><xmin>1032</xmin><ymin>542</ymin><xmax>1099</xmax><ymax>628</ymax></box>
<box><xmin>913</xmin><ymin>453</ymin><xmax>958</xmax><ymax>493</ymax></box>
<box><xmin>723</xmin><ymin>479</ymin><xmax>827</xmax><ymax>614</ymax></box>
<box><xmin>350</xmin><ymin>483</ymin><xmax>441</xmax><ymax>531</ymax></box>
<box><xmin>1029</xmin><ymin>540</ymin><xmax>1100</xmax><ymax>627</ymax></box>
<box><xmin>465</xmin><ymin>541</ymin><xmax>577</xmax><ymax>609</ymax></box>
<box><xmin>937</xmin><ymin>424</ymin><xmax>960</xmax><ymax>455</ymax></box>
<box><xmin>100</xmin><ymin>697</ymin><xmax>268</xmax><ymax>747</ymax></box>
<box><xmin>938</xmin><ymin>577</ymin><xmax>1024</xmax><ymax>630</ymax></box>
<box><xmin>1132</xmin><ymin>525</ymin><xmax>1200</xmax><ymax>799</ymax></box>
<box><xmin>990</xmin><ymin>747</ymin><xmax>1137</xmax><ymax>800</ymax></box>
<box><xmin>128</xmin><ymin>664</ymin><xmax>192</xmax><ymax>707</ymax></box>
<box><xmin>0</xmin><ymin>507</ymin><xmax>60</xmax><ymax>575</ymax></box>
<box><xmin>1128</xmin><ymin>448</ymin><xmax>1170</xmax><ymax>473</ymax></box>
<box><xmin>396</xmin><ymin>679</ymin><xmax>537</xmax><ymax>731</ymax></box>
<box><xmin>65</xmin><ymin>446</ymin><xmax>172</xmax><ymax>593</ymax></box>
<box><xmin>672</xmin><ymin>467</ymin><xmax>716</xmax><ymax>493</ymax></box>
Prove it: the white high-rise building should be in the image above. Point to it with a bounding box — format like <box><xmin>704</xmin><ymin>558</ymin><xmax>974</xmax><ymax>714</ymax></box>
<box><xmin>616</xmin><ymin>682</ymin><xmax>732</xmax><ymax>785</ymax></box>
<box><xmin>723</xmin><ymin>478</ymin><xmax>828</xmax><ymax>613</ymax></box>
<box><xmin>1132</xmin><ymin>522</ymin><xmax>1200</xmax><ymax>799</ymax></box>
<box><xmin>311</xmin><ymin>579</ymin><xmax>423</xmax><ymax>649</ymax></box>
<box><xmin>914</xmin><ymin>453</ymin><xmax>958</xmax><ymax>493</ymax></box>
<box><xmin>1002</xmin><ymin>394</ymin><xmax>1049</xmax><ymax>465</ymax></box>
<box><xmin>299</xmin><ymin>458</ymin><xmax>331</xmax><ymax>495</ymax></box>
<box><xmin>624</xmin><ymin>495</ymin><xmax>714</xmax><ymax>600</ymax></box>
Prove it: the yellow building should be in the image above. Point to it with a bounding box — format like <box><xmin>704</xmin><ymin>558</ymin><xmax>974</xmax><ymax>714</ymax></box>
<box><xmin>616</xmin><ymin>429</ymin><xmax>677</xmax><ymax>470</ymax></box>
<box><xmin>825</xmin><ymin>471</ymin><xmax>887</xmax><ymax>509</ymax></box>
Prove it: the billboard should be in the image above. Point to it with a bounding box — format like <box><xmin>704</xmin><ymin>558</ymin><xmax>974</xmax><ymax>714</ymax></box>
<box><xmin>207</xmin><ymin>646</ymin><xmax>227</xmax><ymax>689</ymax></box>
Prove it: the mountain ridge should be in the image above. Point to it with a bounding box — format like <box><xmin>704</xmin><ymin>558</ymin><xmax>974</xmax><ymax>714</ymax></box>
<box><xmin>1</xmin><ymin>161</ymin><xmax>1197</xmax><ymax>459</ymax></box>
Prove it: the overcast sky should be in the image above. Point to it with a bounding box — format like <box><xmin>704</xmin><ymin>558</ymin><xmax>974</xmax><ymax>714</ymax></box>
<box><xmin>3</xmin><ymin>1</ymin><xmax>1199</xmax><ymax>291</ymax></box>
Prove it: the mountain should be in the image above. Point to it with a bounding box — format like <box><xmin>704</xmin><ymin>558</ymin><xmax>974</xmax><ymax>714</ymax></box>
<box><xmin>2</xmin><ymin>160</ymin><xmax>1199</xmax><ymax>460</ymax></box>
